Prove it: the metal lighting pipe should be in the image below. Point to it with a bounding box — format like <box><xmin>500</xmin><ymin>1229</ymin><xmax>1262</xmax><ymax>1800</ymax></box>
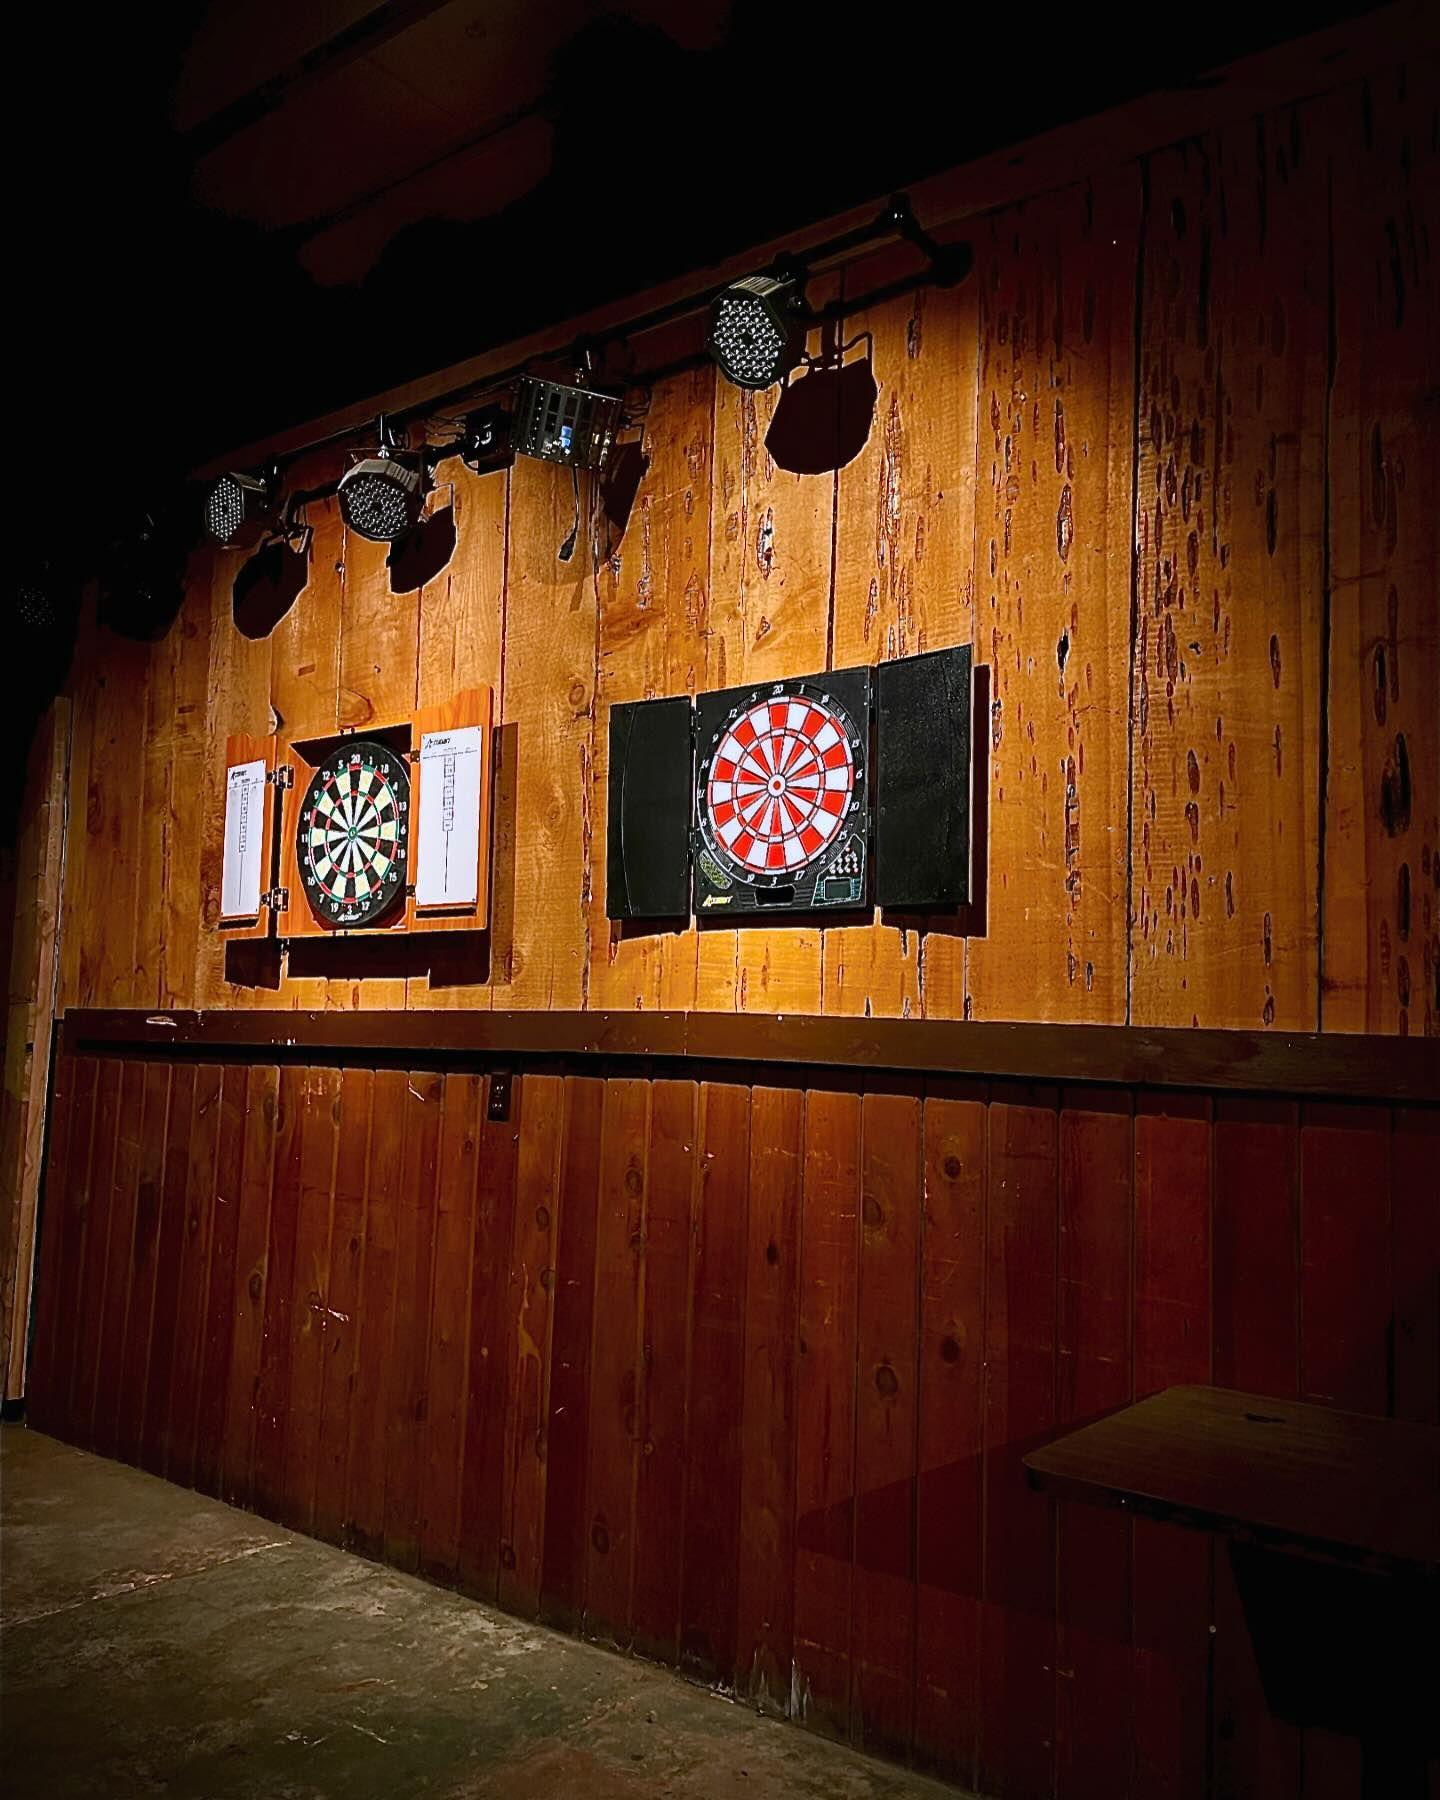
<box><xmin>259</xmin><ymin>192</ymin><xmax>967</xmax><ymax>490</ymax></box>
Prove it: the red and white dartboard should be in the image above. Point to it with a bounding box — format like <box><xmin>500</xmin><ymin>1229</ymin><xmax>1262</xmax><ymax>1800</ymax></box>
<box><xmin>694</xmin><ymin>675</ymin><xmax>869</xmax><ymax>912</ymax></box>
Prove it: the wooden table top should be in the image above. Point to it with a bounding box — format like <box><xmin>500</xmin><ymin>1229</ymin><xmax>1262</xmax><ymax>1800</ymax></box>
<box><xmin>1024</xmin><ymin>1385</ymin><xmax>1440</xmax><ymax>1574</ymax></box>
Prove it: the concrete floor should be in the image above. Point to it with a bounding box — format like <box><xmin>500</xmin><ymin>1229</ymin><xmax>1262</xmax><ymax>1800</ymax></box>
<box><xmin>2</xmin><ymin>1427</ymin><xmax>968</xmax><ymax>1800</ymax></box>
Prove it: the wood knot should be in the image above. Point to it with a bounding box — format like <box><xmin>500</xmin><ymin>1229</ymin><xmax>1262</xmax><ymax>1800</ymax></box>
<box><xmin>940</xmin><ymin>1335</ymin><xmax>962</xmax><ymax>1364</ymax></box>
<box><xmin>534</xmin><ymin>1204</ymin><xmax>551</xmax><ymax>1231</ymax></box>
<box><xmin>862</xmin><ymin>1195</ymin><xmax>883</xmax><ymax>1228</ymax></box>
<box><xmin>765</xmin><ymin>1241</ymin><xmax>779</xmax><ymax>1267</ymax></box>
<box><xmin>874</xmin><ymin>1363</ymin><xmax>900</xmax><ymax>1398</ymax></box>
<box><xmin>942</xmin><ymin>1155</ymin><xmax>962</xmax><ymax>1180</ymax></box>
<box><xmin>591</xmin><ymin>1522</ymin><xmax>610</xmax><ymax>1555</ymax></box>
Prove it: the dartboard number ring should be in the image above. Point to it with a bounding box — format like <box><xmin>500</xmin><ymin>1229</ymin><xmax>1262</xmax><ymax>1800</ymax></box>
<box><xmin>698</xmin><ymin>682</ymin><xmax>865</xmax><ymax>888</ymax></box>
<box><xmin>297</xmin><ymin>738</ymin><xmax>410</xmax><ymax>928</ymax></box>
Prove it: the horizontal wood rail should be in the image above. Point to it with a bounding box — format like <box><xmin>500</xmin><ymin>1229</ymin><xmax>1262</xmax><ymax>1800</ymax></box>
<box><xmin>57</xmin><ymin>1010</ymin><xmax>1438</xmax><ymax>1103</ymax></box>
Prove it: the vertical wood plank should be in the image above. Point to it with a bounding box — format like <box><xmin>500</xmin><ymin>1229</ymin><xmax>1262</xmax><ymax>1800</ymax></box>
<box><xmin>280</xmin><ymin>1067</ymin><xmax>342</xmax><ymax>1533</ymax></box>
<box><xmin>345</xmin><ymin>1068</ymin><xmax>404</xmax><ymax>1557</ymax></box>
<box><xmin>383</xmin><ymin>1069</ymin><xmax>442</xmax><ymax>1571</ymax></box>
<box><xmin>590</xmin><ymin>367</ymin><xmax>714</xmax><ymax>1014</ymax></box>
<box><xmin>1324</xmin><ymin>72</ymin><xmax>1439</xmax><ymax>1036</ymax></box>
<box><xmin>1131</xmin><ymin>117</ymin><xmax>1326</xmax><ymax>1029</ymax></box>
<box><xmin>114</xmin><ymin>1064</ymin><xmax>172</xmax><ymax>1467</ymax></box>
<box><xmin>23</xmin><ymin>1054</ymin><xmax>86</xmax><ymax>1434</ymax></box>
<box><xmin>1133</xmin><ymin>1094</ymin><xmax>1213</xmax><ymax>1800</ymax></box>
<box><xmin>979</xmin><ymin>1091</ymin><xmax>1059</xmax><ymax>1800</ymax></box>
<box><xmin>219</xmin><ymin>1065</ymin><xmax>279</xmax><ymax>1508</ymax></box>
<box><xmin>678</xmin><ymin>1081</ymin><xmax>750</xmax><ymax>1680</ymax></box>
<box><xmin>408</xmin><ymin>461</ymin><xmax>507</xmax><ymax>1008</ymax></box>
<box><xmin>455</xmin><ymin>1071</ymin><xmax>519</xmax><ymax>1598</ymax></box>
<box><xmin>631</xmin><ymin>1077</ymin><xmax>697</xmax><ymax>1664</ymax></box>
<box><xmin>540</xmin><ymin>1076</ymin><xmax>604</xmax><ymax>1632</ymax></box>
<box><xmin>1391</xmin><ymin>1109</ymin><xmax>1438</xmax><ymax>1426</ymax></box>
<box><xmin>914</xmin><ymin>1086</ymin><xmax>987</xmax><ymax>1787</ymax></box>
<box><xmin>584</xmin><ymin>1076</ymin><xmax>649</xmax><ymax>1649</ymax></box>
<box><xmin>1055</xmin><ymin>1095</ymin><xmax>1135</xmax><ymax>1800</ymax></box>
<box><xmin>499</xmin><ymin>1073</ymin><xmax>564</xmax><ymax>1615</ymax></box>
<box><xmin>166</xmin><ymin>1065</ymin><xmax>224</xmax><ymax>1488</ymax></box>
<box><xmin>501</xmin><ymin>454</ymin><xmax>595</xmax><ymax>1011</ymax></box>
<box><xmin>736</xmin><ymin>1084</ymin><xmax>803</xmax><ymax>1708</ymax></box>
<box><xmin>417</xmin><ymin>1072</ymin><xmax>480</xmax><ymax>1584</ymax></box>
<box><xmin>313</xmin><ymin>1067</ymin><xmax>372</xmax><ymax>1543</ymax></box>
<box><xmin>1</xmin><ymin>699</ymin><xmax>71</xmax><ymax>1398</ymax></box>
<box><xmin>250</xmin><ymin>1064</ymin><xmax>304</xmax><ymax>1516</ymax></box>
<box><xmin>966</xmin><ymin>172</ymin><xmax>1138</xmax><ymax>1024</ymax></box>
<box><xmin>90</xmin><ymin>1062</ymin><xmax>147</xmax><ymax>1460</ymax></box>
<box><xmin>140</xmin><ymin>1066</ymin><xmax>194</xmax><ymax>1479</ymax></box>
<box><xmin>1212</xmin><ymin>1095</ymin><xmax>1301</xmax><ymax>1800</ymax></box>
<box><xmin>793</xmin><ymin>1085</ymin><xmax>861</xmax><ymax>1740</ymax></box>
<box><xmin>193</xmin><ymin>1066</ymin><xmax>247</xmax><ymax>1495</ymax></box>
<box><xmin>815</xmin><ymin>259</ymin><xmax>963</xmax><ymax>1029</ymax></box>
<box><xmin>335</xmin><ymin>524</ymin><xmax>415</xmax><ymax>1011</ymax></box>
<box><xmin>1214</xmin><ymin>1098</ymin><xmax>1300</xmax><ymax>1398</ymax></box>
<box><xmin>1299</xmin><ymin>1104</ymin><xmax>1392</xmax><ymax>1413</ymax></box>
<box><xmin>851</xmin><ymin>1086</ymin><xmax>922</xmax><ymax>1762</ymax></box>
<box><xmin>67</xmin><ymin>1059</ymin><xmax>123</xmax><ymax>1448</ymax></box>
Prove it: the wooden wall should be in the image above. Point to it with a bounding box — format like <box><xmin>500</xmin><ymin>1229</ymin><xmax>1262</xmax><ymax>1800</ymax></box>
<box><xmin>26</xmin><ymin>1051</ymin><xmax>1438</xmax><ymax>1798</ymax></box>
<box><xmin>48</xmin><ymin>65</ymin><xmax>1438</xmax><ymax>1034</ymax></box>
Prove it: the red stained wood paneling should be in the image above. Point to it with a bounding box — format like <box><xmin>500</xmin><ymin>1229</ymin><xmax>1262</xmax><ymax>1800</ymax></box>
<box><xmin>142</xmin><ymin>1065</ymin><xmax>195</xmax><ymax>1479</ymax></box>
<box><xmin>1055</xmin><ymin>1095</ymin><xmax>1134</xmax><ymax>1800</ymax></box>
<box><xmin>346</xmin><ymin>1068</ymin><xmax>405</xmax><ymax>1557</ymax></box>
<box><xmin>27</xmin><ymin>1054</ymin><xmax>1429</xmax><ymax>1800</ymax></box>
<box><xmin>24</xmin><ymin>1055</ymin><xmax>86</xmax><ymax>1437</ymax></box>
<box><xmin>852</xmin><ymin>1087</ymin><xmax>922</xmax><ymax>1762</ymax></box>
<box><xmin>736</xmin><ymin>1084</ymin><xmax>802</xmax><ymax>1710</ymax></box>
<box><xmin>281</xmin><ymin>1067</ymin><xmax>341</xmax><ymax>1536</ymax></box>
<box><xmin>979</xmin><ymin>1091</ymin><xmax>1059</xmax><ymax>1800</ymax></box>
<box><xmin>383</xmin><ymin>1070</ymin><xmax>441</xmax><ymax>1571</ymax></box>
<box><xmin>914</xmin><ymin>1087</ymin><xmax>986</xmax><ymax>1787</ymax></box>
<box><xmin>219</xmin><ymin>1065</ymin><xmax>278</xmax><ymax>1508</ymax></box>
<box><xmin>1391</xmin><ymin>1109</ymin><xmax>1439</xmax><ymax>1427</ymax></box>
<box><xmin>793</xmin><ymin>1085</ymin><xmax>861</xmax><ymax>1740</ymax></box>
<box><xmin>1133</xmin><ymin>1095</ymin><xmax>1213</xmax><ymax>1800</ymax></box>
<box><xmin>455</xmin><ymin>1071</ymin><xmax>519</xmax><ymax>1599</ymax></box>
<box><xmin>1299</xmin><ymin>1104</ymin><xmax>1392</xmax><ymax>1415</ymax></box>
<box><xmin>1213</xmin><ymin>1096</ymin><xmax>1302</xmax><ymax>1800</ymax></box>
<box><xmin>539</xmin><ymin>1076</ymin><xmax>603</xmax><ymax>1633</ymax></box>
<box><xmin>113</xmin><ymin>1064</ymin><xmax>170</xmax><ymax>1468</ymax></box>
<box><xmin>499</xmin><ymin>1072</ymin><xmax>563</xmax><ymax>1615</ymax></box>
<box><xmin>585</xmin><ymin>1076</ymin><xmax>649</xmax><ymax>1649</ymax></box>
<box><xmin>418</xmin><ymin>1072</ymin><xmax>480</xmax><ymax>1586</ymax></box>
<box><xmin>679</xmin><ymin>1081</ymin><xmax>750</xmax><ymax>1682</ymax></box>
<box><xmin>193</xmin><ymin>1066</ymin><xmax>246</xmax><ymax>1497</ymax></box>
<box><xmin>250</xmin><ymin>1064</ymin><xmax>304</xmax><ymax>1519</ymax></box>
<box><xmin>91</xmin><ymin>1061</ymin><xmax>146</xmax><ymax>1459</ymax></box>
<box><xmin>314</xmin><ymin>1067</ymin><xmax>371</xmax><ymax>1544</ymax></box>
<box><xmin>630</xmin><ymin>1078</ymin><xmax>697</xmax><ymax>1665</ymax></box>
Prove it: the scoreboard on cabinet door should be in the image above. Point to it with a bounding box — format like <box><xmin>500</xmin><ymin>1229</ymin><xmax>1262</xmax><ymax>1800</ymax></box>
<box><xmin>607</xmin><ymin>647</ymin><xmax>974</xmax><ymax>922</ymax></box>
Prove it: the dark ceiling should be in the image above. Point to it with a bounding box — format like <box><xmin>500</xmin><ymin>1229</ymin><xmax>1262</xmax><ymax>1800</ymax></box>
<box><xmin>18</xmin><ymin>0</ymin><xmax>1380</xmax><ymax>502</ymax></box>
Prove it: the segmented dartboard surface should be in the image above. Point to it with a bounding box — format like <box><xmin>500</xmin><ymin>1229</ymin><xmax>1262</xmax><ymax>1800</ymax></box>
<box><xmin>703</xmin><ymin>690</ymin><xmax>858</xmax><ymax>878</ymax></box>
<box><xmin>297</xmin><ymin>739</ymin><xmax>410</xmax><ymax>927</ymax></box>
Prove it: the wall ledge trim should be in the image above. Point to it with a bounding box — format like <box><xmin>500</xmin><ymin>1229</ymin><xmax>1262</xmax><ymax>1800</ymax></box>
<box><xmin>57</xmin><ymin>1010</ymin><xmax>1438</xmax><ymax>1103</ymax></box>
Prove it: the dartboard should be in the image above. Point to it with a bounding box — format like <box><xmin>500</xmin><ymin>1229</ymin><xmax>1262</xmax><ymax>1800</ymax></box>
<box><xmin>694</xmin><ymin>672</ymin><xmax>870</xmax><ymax>913</ymax></box>
<box><xmin>297</xmin><ymin>739</ymin><xmax>410</xmax><ymax>927</ymax></box>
